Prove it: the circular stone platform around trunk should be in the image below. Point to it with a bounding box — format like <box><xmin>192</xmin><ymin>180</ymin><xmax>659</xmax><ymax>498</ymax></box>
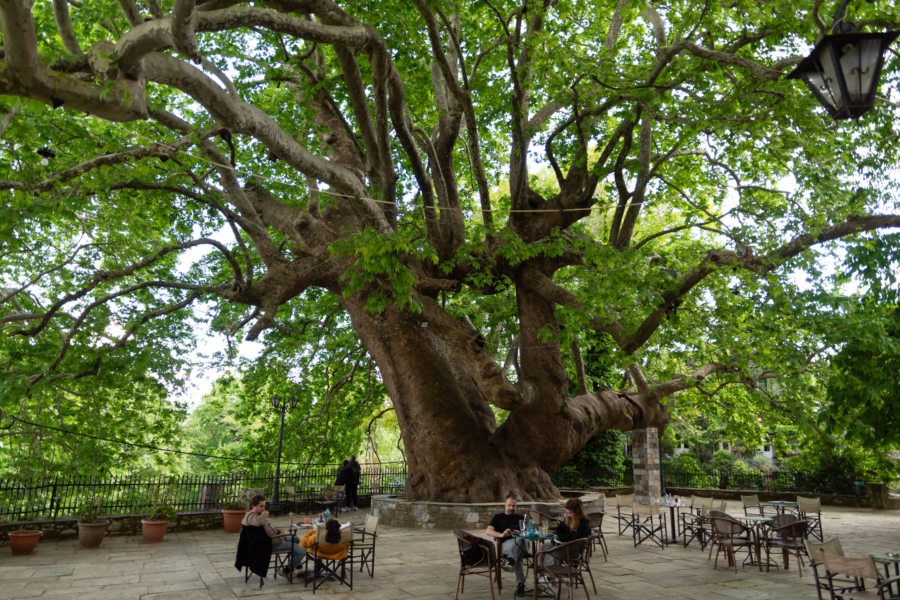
<box><xmin>370</xmin><ymin>492</ymin><xmax>606</xmax><ymax>530</ymax></box>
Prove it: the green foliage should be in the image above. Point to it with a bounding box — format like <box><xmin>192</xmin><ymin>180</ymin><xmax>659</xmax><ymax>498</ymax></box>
<box><xmin>146</xmin><ymin>484</ymin><xmax>177</xmax><ymax>521</ymax></box>
<box><xmin>667</xmin><ymin>452</ymin><xmax>700</xmax><ymax>472</ymax></box>
<box><xmin>822</xmin><ymin>306</ymin><xmax>900</xmax><ymax>453</ymax></box>
<box><xmin>555</xmin><ymin>430</ymin><xmax>625</xmax><ymax>486</ymax></box>
<box><xmin>709</xmin><ymin>449</ymin><xmax>735</xmax><ymax>471</ymax></box>
<box><xmin>77</xmin><ymin>496</ymin><xmax>103</xmax><ymax>524</ymax></box>
<box><xmin>784</xmin><ymin>438</ymin><xmax>894</xmax><ymax>486</ymax></box>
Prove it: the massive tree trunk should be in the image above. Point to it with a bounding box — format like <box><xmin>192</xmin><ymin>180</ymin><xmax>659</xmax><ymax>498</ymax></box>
<box><xmin>341</xmin><ymin>282</ymin><xmax>670</xmax><ymax>501</ymax></box>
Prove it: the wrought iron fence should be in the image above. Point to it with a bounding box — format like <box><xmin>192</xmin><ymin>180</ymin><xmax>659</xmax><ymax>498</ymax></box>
<box><xmin>661</xmin><ymin>467</ymin><xmax>858</xmax><ymax>495</ymax></box>
<box><xmin>551</xmin><ymin>464</ymin><xmax>858</xmax><ymax>496</ymax></box>
<box><xmin>2</xmin><ymin>461</ymin><xmax>858</xmax><ymax>521</ymax></box>
<box><xmin>551</xmin><ymin>465</ymin><xmax>627</xmax><ymax>489</ymax></box>
<box><xmin>0</xmin><ymin>462</ymin><xmax>407</xmax><ymax>521</ymax></box>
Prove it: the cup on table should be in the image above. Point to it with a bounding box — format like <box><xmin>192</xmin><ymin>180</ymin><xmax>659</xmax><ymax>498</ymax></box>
<box><xmin>520</xmin><ymin>519</ymin><xmax>525</xmax><ymax>532</ymax></box>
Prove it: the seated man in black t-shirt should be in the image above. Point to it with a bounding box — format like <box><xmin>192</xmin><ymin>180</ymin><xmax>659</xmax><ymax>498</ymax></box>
<box><xmin>486</xmin><ymin>494</ymin><xmax>528</xmax><ymax>597</ymax></box>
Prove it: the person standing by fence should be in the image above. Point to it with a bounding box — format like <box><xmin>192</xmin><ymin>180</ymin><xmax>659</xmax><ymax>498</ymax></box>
<box><xmin>346</xmin><ymin>455</ymin><xmax>361</xmax><ymax>511</ymax></box>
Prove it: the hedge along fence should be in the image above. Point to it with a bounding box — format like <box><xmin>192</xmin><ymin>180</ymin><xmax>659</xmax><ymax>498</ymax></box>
<box><xmin>550</xmin><ymin>464</ymin><xmax>862</xmax><ymax>496</ymax></box>
<box><xmin>0</xmin><ymin>461</ymin><xmax>407</xmax><ymax>521</ymax></box>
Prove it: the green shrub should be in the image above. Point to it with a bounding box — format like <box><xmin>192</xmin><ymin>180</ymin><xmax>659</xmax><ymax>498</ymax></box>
<box><xmin>710</xmin><ymin>449</ymin><xmax>734</xmax><ymax>470</ymax></box>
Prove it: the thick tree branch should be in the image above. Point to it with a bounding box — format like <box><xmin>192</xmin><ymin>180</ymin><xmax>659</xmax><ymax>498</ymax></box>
<box><xmin>173</xmin><ymin>0</ymin><xmax>202</xmax><ymax>64</ymax></box>
<box><xmin>52</xmin><ymin>0</ymin><xmax>84</xmax><ymax>57</ymax></box>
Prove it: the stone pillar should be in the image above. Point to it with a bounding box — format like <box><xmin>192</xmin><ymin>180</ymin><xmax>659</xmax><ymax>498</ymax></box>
<box><xmin>632</xmin><ymin>428</ymin><xmax>661</xmax><ymax>505</ymax></box>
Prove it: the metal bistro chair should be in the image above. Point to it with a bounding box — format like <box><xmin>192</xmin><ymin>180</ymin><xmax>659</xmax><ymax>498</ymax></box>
<box><xmin>531</xmin><ymin>503</ymin><xmax>562</xmax><ymax>529</ymax></box>
<box><xmin>452</xmin><ymin>530</ymin><xmax>501</xmax><ymax>600</ymax></box>
<box><xmin>586</xmin><ymin>512</ymin><xmax>608</xmax><ymax>562</ymax></box>
<box><xmin>534</xmin><ymin>538</ymin><xmax>589</xmax><ymax>600</ymax></box>
<box><xmin>763</xmin><ymin>514</ymin><xmax>810</xmax><ymax>576</ymax></box>
<box><xmin>708</xmin><ymin>515</ymin><xmax>758</xmax><ymax>573</ymax></box>
<box><xmin>822</xmin><ymin>552</ymin><xmax>900</xmax><ymax>600</ymax></box>
<box><xmin>797</xmin><ymin>496</ymin><xmax>824</xmax><ymax>542</ymax></box>
<box><xmin>615</xmin><ymin>494</ymin><xmax>635</xmax><ymax>536</ymax></box>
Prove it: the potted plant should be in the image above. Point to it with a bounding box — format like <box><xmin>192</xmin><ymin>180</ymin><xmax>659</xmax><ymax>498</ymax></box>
<box><xmin>9</xmin><ymin>525</ymin><xmax>43</xmax><ymax>555</ymax></box>
<box><xmin>76</xmin><ymin>496</ymin><xmax>109</xmax><ymax>549</ymax></box>
<box><xmin>141</xmin><ymin>486</ymin><xmax>177</xmax><ymax>544</ymax></box>
<box><xmin>221</xmin><ymin>489</ymin><xmax>251</xmax><ymax>533</ymax></box>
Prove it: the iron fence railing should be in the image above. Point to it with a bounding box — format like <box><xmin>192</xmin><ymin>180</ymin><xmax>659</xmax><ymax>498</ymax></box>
<box><xmin>2</xmin><ymin>461</ymin><xmax>860</xmax><ymax>521</ymax></box>
<box><xmin>551</xmin><ymin>466</ymin><xmax>627</xmax><ymax>489</ymax></box>
<box><xmin>0</xmin><ymin>462</ymin><xmax>407</xmax><ymax>521</ymax></box>
<box><xmin>551</xmin><ymin>464</ymin><xmax>859</xmax><ymax>496</ymax></box>
<box><xmin>661</xmin><ymin>467</ymin><xmax>858</xmax><ymax>495</ymax></box>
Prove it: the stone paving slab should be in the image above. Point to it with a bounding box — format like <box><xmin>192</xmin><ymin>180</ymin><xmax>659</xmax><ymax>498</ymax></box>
<box><xmin>2</xmin><ymin>502</ymin><xmax>899</xmax><ymax>599</ymax></box>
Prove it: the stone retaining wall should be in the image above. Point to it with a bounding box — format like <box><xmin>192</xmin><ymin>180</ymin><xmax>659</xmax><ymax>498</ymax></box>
<box><xmin>371</xmin><ymin>492</ymin><xmax>608</xmax><ymax>530</ymax></box>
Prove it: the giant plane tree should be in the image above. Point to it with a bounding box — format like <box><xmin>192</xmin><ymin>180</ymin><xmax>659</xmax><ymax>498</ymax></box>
<box><xmin>1</xmin><ymin>1</ymin><xmax>899</xmax><ymax>501</ymax></box>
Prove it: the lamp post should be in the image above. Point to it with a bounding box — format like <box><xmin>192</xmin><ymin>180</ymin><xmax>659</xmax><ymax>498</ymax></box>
<box><xmin>787</xmin><ymin>0</ymin><xmax>899</xmax><ymax>119</ymax></box>
<box><xmin>269</xmin><ymin>395</ymin><xmax>298</xmax><ymax>512</ymax></box>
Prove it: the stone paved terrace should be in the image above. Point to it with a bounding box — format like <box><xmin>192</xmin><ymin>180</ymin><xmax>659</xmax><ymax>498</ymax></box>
<box><xmin>2</xmin><ymin>501</ymin><xmax>899</xmax><ymax>599</ymax></box>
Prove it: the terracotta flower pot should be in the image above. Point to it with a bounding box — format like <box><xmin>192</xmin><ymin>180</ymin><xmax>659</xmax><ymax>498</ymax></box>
<box><xmin>141</xmin><ymin>519</ymin><xmax>170</xmax><ymax>543</ymax></box>
<box><xmin>9</xmin><ymin>530</ymin><xmax>43</xmax><ymax>555</ymax></box>
<box><xmin>77</xmin><ymin>521</ymin><xmax>109</xmax><ymax>548</ymax></box>
<box><xmin>222</xmin><ymin>509</ymin><xmax>245</xmax><ymax>533</ymax></box>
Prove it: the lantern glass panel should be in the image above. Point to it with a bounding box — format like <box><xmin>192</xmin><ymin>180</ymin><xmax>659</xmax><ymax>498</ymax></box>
<box><xmin>804</xmin><ymin>69</ymin><xmax>840</xmax><ymax>113</ymax></box>
<box><xmin>838</xmin><ymin>38</ymin><xmax>882</xmax><ymax>104</ymax></box>
<box><xmin>818</xmin><ymin>43</ymin><xmax>846</xmax><ymax>112</ymax></box>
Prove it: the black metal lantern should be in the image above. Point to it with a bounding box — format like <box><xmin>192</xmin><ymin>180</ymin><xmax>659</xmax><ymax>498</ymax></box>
<box><xmin>788</xmin><ymin>30</ymin><xmax>899</xmax><ymax>119</ymax></box>
<box><xmin>787</xmin><ymin>0</ymin><xmax>899</xmax><ymax>119</ymax></box>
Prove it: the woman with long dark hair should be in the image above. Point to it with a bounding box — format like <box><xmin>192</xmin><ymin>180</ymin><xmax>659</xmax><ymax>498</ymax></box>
<box><xmin>555</xmin><ymin>498</ymin><xmax>591</xmax><ymax>542</ymax></box>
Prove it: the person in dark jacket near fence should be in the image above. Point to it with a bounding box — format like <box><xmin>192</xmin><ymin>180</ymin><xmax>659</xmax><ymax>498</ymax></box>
<box><xmin>334</xmin><ymin>460</ymin><xmax>353</xmax><ymax>510</ymax></box>
<box><xmin>346</xmin><ymin>454</ymin><xmax>361</xmax><ymax>511</ymax></box>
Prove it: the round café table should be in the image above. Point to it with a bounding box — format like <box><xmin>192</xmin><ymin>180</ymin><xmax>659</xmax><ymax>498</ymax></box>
<box><xmin>869</xmin><ymin>552</ymin><xmax>900</xmax><ymax>597</ymax></box>
<box><xmin>513</xmin><ymin>531</ymin><xmax>556</xmax><ymax>599</ymax></box>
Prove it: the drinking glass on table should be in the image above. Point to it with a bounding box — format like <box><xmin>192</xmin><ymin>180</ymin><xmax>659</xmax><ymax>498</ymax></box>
<box><xmin>520</xmin><ymin>519</ymin><xmax>525</xmax><ymax>533</ymax></box>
